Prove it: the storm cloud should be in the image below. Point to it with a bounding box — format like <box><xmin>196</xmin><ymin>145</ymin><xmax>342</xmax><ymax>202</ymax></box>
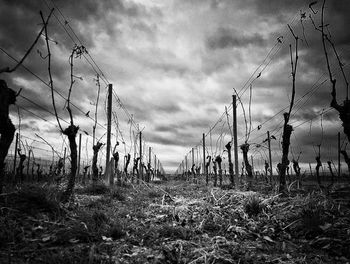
<box><xmin>1</xmin><ymin>0</ymin><xmax>350</xmax><ymax>172</ymax></box>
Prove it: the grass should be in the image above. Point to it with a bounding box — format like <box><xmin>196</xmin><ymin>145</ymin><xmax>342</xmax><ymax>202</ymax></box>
<box><xmin>244</xmin><ymin>194</ymin><xmax>265</xmax><ymax>217</ymax></box>
<box><xmin>76</xmin><ymin>183</ymin><xmax>109</xmax><ymax>195</ymax></box>
<box><xmin>147</xmin><ymin>190</ymin><xmax>162</xmax><ymax>198</ymax></box>
<box><xmin>108</xmin><ymin>223</ymin><xmax>126</xmax><ymax>240</ymax></box>
<box><xmin>0</xmin><ymin>179</ymin><xmax>349</xmax><ymax>263</ymax></box>
<box><xmin>0</xmin><ymin>184</ymin><xmax>63</xmax><ymax>217</ymax></box>
<box><xmin>28</xmin><ymin>246</ymin><xmax>108</xmax><ymax>264</ymax></box>
<box><xmin>109</xmin><ymin>187</ymin><xmax>126</xmax><ymax>201</ymax></box>
<box><xmin>158</xmin><ymin>225</ymin><xmax>192</xmax><ymax>240</ymax></box>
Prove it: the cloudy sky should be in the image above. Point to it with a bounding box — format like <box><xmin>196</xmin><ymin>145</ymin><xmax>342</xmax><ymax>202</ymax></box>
<box><xmin>1</xmin><ymin>0</ymin><xmax>350</xmax><ymax>174</ymax></box>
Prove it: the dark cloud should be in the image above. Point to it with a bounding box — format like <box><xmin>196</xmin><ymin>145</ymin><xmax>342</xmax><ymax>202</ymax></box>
<box><xmin>0</xmin><ymin>0</ymin><xmax>143</xmax><ymax>48</ymax></box>
<box><xmin>2</xmin><ymin>0</ymin><xmax>349</xmax><ymax>173</ymax></box>
<box><xmin>155</xmin><ymin>102</ymin><xmax>181</xmax><ymax>113</ymax></box>
<box><xmin>228</xmin><ymin>0</ymin><xmax>350</xmax><ymax>83</ymax></box>
<box><xmin>150</xmin><ymin>60</ymin><xmax>194</xmax><ymax>77</ymax></box>
<box><xmin>123</xmin><ymin>95</ymin><xmax>183</xmax><ymax>125</ymax></box>
<box><xmin>200</xmin><ymin>49</ymin><xmax>242</xmax><ymax>75</ymax></box>
<box><xmin>0</xmin><ymin>0</ymin><xmax>153</xmax><ymax>84</ymax></box>
<box><xmin>154</xmin><ymin>125</ymin><xmax>171</xmax><ymax>133</ymax></box>
<box><xmin>147</xmin><ymin>135</ymin><xmax>179</xmax><ymax>146</ymax></box>
<box><xmin>147</xmin><ymin>130</ymin><xmax>198</xmax><ymax>147</ymax></box>
<box><xmin>206</xmin><ymin>27</ymin><xmax>266</xmax><ymax>50</ymax></box>
<box><xmin>295</xmin><ymin>125</ymin><xmax>340</xmax><ymax>152</ymax></box>
<box><xmin>241</xmin><ymin>0</ymin><xmax>305</xmax><ymax>17</ymax></box>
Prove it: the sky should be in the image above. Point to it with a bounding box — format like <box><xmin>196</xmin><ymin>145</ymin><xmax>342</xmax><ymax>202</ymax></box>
<box><xmin>1</xmin><ymin>0</ymin><xmax>350</xmax><ymax>174</ymax></box>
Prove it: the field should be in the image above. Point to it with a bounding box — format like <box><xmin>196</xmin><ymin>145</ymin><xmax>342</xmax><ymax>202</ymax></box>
<box><xmin>0</xmin><ymin>178</ymin><xmax>349</xmax><ymax>264</ymax></box>
<box><xmin>1</xmin><ymin>1</ymin><xmax>350</xmax><ymax>263</ymax></box>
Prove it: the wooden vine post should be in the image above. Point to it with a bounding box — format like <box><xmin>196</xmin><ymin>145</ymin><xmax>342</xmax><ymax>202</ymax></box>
<box><xmin>77</xmin><ymin>133</ymin><xmax>82</xmax><ymax>178</ymax></box>
<box><xmin>106</xmin><ymin>84</ymin><xmax>113</xmax><ymax>185</ymax></box>
<box><xmin>139</xmin><ymin>131</ymin><xmax>142</xmax><ymax>182</ymax></box>
<box><xmin>233</xmin><ymin>95</ymin><xmax>239</xmax><ymax>179</ymax></box>
<box><xmin>180</xmin><ymin>160</ymin><xmax>183</xmax><ymax>176</ymax></box>
<box><xmin>338</xmin><ymin>132</ymin><xmax>341</xmax><ymax>177</ymax></box>
<box><xmin>202</xmin><ymin>133</ymin><xmax>207</xmax><ymax>184</ymax></box>
<box><xmin>267</xmin><ymin>131</ymin><xmax>273</xmax><ymax>181</ymax></box>
<box><xmin>132</xmin><ymin>139</ymin><xmax>136</xmax><ymax>183</ymax></box>
<box><xmin>191</xmin><ymin>148</ymin><xmax>195</xmax><ymax>182</ymax></box>
<box><xmin>146</xmin><ymin>146</ymin><xmax>151</xmax><ymax>182</ymax></box>
<box><xmin>233</xmin><ymin>87</ymin><xmax>254</xmax><ymax>190</ymax></box>
<box><xmin>26</xmin><ymin>149</ymin><xmax>31</xmax><ymax>179</ymax></box>
<box><xmin>154</xmin><ymin>154</ymin><xmax>157</xmax><ymax>180</ymax></box>
<box><xmin>185</xmin><ymin>155</ymin><xmax>188</xmax><ymax>181</ymax></box>
<box><xmin>157</xmin><ymin>159</ymin><xmax>160</xmax><ymax>178</ymax></box>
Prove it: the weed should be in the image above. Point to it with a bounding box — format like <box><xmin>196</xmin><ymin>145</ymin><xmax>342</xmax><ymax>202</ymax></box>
<box><xmin>152</xmin><ymin>180</ymin><xmax>165</xmax><ymax>185</ymax></box>
<box><xmin>108</xmin><ymin>223</ymin><xmax>125</xmax><ymax>240</ymax></box>
<box><xmin>119</xmin><ymin>181</ymin><xmax>131</xmax><ymax>188</ymax></box>
<box><xmin>1</xmin><ymin>185</ymin><xmax>62</xmax><ymax>217</ymax></box>
<box><xmin>297</xmin><ymin>196</ymin><xmax>328</xmax><ymax>239</ymax></box>
<box><xmin>202</xmin><ymin>217</ymin><xmax>222</xmax><ymax>232</ymax></box>
<box><xmin>0</xmin><ymin>216</ymin><xmax>24</xmax><ymax>247</ymax></box>
<box><xmin>244</xmin><ymin>195</ymin><xmax>264</xmax><ymax>217</ymax></box>
<box><xmin>31</xmin><ymin>246</ymin><xmax>101</xmax><ymax>264</ymax></box>
<box><xmin>164</xmin><ymin>187</ymin><xmax>172</xmax><ymax>194</ymax></box>
<box><xmin>92</xmin><ymin>210</ymin><xmax>109</xmax><ymax>227</ymax></box>
<box><xmin>147</xmin><ymin>190</ymin><xmax>162</xmax><ymax>198</ymax></box>
<box><xmin>86</xmin><ymin>196</ymin><xmax>112</xmax><ymax>208</ymax></box>
<box><xmin>77</xmin><ymin>183</ymin><xmax>109</xmax><ymax>195</ymax></box>
<box><xmin>78</xmin><ymin>209</ymin><xmax>109</xmax><ymax>231</ymax></box>
<box><xmin>109</xmin><ymin>188</ymin><xmax>126</xmax><ymax>201</ymax></box>
<box><xmin>54</xmin><ymin>223</ymin><xmax>95</xmax><ymax>244</ymax></box>
<box><xmin>158</xmin><ymin>225</ymin><xmax>192</xmax><ymax>240</ymax></box>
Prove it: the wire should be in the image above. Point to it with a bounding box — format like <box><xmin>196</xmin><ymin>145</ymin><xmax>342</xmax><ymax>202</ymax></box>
<box><xmin>42</xmin><ymin>0</ymin><xmax>143</xmax><ymax>137</ymax></box>
<box><xmin>176</xmin><ymin>4</ymin><xmax>308</xmax><ymax>170</ymax></box>
<box><xmin>0</xmin><ymin>46</ymin><xmax>108</xmax><ymax>130</ymax></box>
<box><xmin>46</xmin><ymin>0</ymin><xmax>110</xmax><ymax>84</ymax></box>
<box><xmin>19</xmin><ymin>94</ymin><xmax>70</xmax><ymax>125</ymax></box>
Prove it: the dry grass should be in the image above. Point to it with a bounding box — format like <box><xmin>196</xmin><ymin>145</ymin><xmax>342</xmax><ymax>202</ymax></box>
<box><xmin>0</xmin><ymin>180</ymin><xmax>349</xmax><ymax>263</ymax></box>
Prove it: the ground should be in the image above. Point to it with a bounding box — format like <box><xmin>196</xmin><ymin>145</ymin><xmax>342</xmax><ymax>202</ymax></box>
<box><xmin>0</xmin><ymin>179</ymin><xmax>349</xmax><ymax>264</ymax></box>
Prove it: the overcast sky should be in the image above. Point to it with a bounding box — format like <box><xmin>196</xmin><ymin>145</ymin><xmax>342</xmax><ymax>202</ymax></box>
<box><xmin>1</xmin><ymin>0</ymin><xmax>350</xmax><ymax>174</ymax></box>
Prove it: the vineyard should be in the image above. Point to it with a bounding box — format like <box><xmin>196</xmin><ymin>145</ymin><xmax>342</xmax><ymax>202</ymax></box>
<box><xmin>0</xmin><ymin>0</ymin><xmax>350</xmax><ymax>263</ymax></box>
